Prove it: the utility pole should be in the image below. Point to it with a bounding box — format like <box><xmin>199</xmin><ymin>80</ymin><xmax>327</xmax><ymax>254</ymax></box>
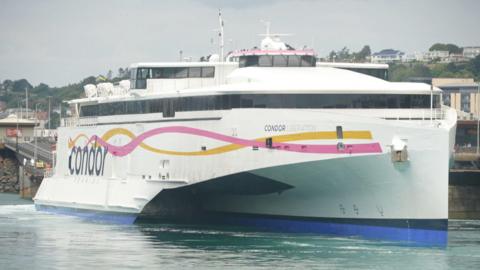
<box><xmin>477</xmin><ymin>82</ymin><xmax>479</xmax><ymax>155</ymax></box>
<box><xmin>48</xmin><ymin>96</ymin><xmax>51</xmax><ymax>130</ymax></box>
<box><xmin>16</xmin><ymin>106</ymin><xmax>19</xmax><ymax>184</ymax></box>
<box><xmin>430</xmin><ymin>82</ymin><xmax>434</xmax><ymax>125</ymax></box>
<box><xmin>25</xmin><ymin>87</ymin><xmax>28</xmax><ymax>118</ymax></box>
<box><xmin>34</xmin><ymin>103</ymin><xmax>39</xmax><ymax>165</ymax></box>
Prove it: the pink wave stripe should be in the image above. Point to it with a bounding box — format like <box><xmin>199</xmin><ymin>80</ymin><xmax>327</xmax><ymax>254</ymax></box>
<box><xmin>84</xmin><ymin>126</ymin><xmax>382</xmax><ymax>157</ymax></box>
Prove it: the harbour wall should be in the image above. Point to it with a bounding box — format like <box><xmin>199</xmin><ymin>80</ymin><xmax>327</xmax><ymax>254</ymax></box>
<box><xmin>449</xmin><ymin>171</ymin><xmax>480</xmax><ymax>219</ymax></box>
<box><xmin>0</xmin><ymin>148</ymin><xmax>19</xmax><ymax>193</ymax></box>
<box><xmin>0</xmin><ymin>148</ymin><xmax>40</xmax><ymax>197</ymax></box>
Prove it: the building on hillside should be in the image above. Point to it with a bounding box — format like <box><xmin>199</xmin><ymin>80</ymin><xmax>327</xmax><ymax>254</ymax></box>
<box><xmin>423</xmin><ymin>50</ymin><xmax>450</xmax><ymax>62</ymax></box>
<box><xmin>448</xmin><ymin>53</ymin><xmax>469</xmax><ymax>63</ymax></box>
<box><xmin>433</xmin><ymin>78</ymin><xmax>479</xmax><ymax>120</ymax></box>
<box><xmin>463</xmin><ymin>46</ymin><xmax>480</xmax><ymax>59</ymax></box>
<box><xmin>402</xmin><ymin>52</ymin><xmax>424</xmax><ymax>62</ymax></box>
<box><xmin>371</xmin><ymin>49</ymin><xmax>404</xmax><ymax>63</ymax></box>
<box><xmin>0</xmin><ymin>108</ymin><xmax>35</xmax><ymax>120</ymax></box>
<box><xmin>0</xmin><ymin>101</ymin><xmax>6</xmax><ymax>112</ymax></box>
<box><xmin>0</xmin><ymin>115</ymin><xmax>35</xmax><ymax>144</ymax></box>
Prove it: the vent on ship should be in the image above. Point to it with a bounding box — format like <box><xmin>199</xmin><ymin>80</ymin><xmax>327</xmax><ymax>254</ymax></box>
<box><xmin>390</xmin><ymin>136</ymin><xmax>409</xmax><ymax>162</ymax></box>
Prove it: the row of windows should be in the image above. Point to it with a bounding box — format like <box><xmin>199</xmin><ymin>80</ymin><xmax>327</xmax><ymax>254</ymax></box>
<box><xmin>80</xmin><ymin>94</ymin><xmax>441</xmax><ymax>118</ymax></box>
<box><xmin>134</xmin><ymin>66</ymin><xmax>215</xmax><ymax>80</ymax></box>
<box><xmin>239</xmin><ymin>55</ymin><xmax>317</xmax><ymax>68</ymax></box>
<box><xmin>130</xmin><ymin>66</ymin><xmax>215</xmax><ymax>89</ymax></box>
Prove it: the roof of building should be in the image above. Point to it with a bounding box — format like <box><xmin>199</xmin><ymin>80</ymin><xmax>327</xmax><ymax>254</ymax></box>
<box><xmin>0</xmin><ymin>115</ymin><xmax>35</xmax><ymax>126</ymax></box>
<box><xmin>372</xmin><ymin>49</ymin><xmax>404</xmax><ymax>57</ymax></box>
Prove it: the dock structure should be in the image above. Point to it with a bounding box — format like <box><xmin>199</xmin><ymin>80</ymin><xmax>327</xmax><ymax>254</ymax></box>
<box><xmin>0</xmin><ymin>114</ymin><xmax>55</xmax><ymax>198</ymax></box>
<box><xmin>449</xmin><ymin>146</ymin><xmax>480</xmax><ymax>219</ymax></box>
<box><xmin>0</xmin><ymin>138</ymin><xmax>55</xmax><ymax>198</ymax></box>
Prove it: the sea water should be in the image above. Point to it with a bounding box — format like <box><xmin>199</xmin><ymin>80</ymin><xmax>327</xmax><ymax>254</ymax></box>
<box><xmin>1</xmin><ymin>193</ymin><xmax>479</xmax><ymax>270</ymax></box>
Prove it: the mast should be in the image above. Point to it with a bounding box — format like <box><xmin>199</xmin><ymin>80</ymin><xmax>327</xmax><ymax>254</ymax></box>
<box><xmin>218</xmin><ymin>9</ymin><xmax>224</xmax><ymax>62</ymax></box>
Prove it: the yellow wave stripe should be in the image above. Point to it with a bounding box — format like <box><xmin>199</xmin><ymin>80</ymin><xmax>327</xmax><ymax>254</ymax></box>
<box><xmin>68</xmin><ymin>134</ymin><xmax>90</xmax><ymax>148</ymax></box>
<box><xmin>68</xmin><ymin>128</ymin><xmax>373</xmax><ymax>156</ymax></box>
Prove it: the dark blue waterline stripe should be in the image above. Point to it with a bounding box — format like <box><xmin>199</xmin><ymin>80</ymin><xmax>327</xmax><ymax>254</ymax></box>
<box><xmin>207</xmin><ymin>211</ymin><xmax>448</xmax><ymax>231</ymax></box>
<box><xmin>35</xmin><ymin>204</ymin><xmax>137</xmax><ymax>225</ymax></box>
<box><xmin>213</xmin><ymin>214</ymin><xmax>447</xmax><ymax>246</ymax></box>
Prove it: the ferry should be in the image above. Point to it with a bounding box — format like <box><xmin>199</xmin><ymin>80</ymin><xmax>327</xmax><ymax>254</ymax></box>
<box><xmin>34</xmin><ymin>26</ymin><xmax>456</xmax><ymax>246</ymax></box>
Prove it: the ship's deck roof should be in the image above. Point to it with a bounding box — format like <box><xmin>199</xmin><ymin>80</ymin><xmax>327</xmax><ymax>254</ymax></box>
<box><xmin>70</xmin><ymin>66</ymin><xmax>441</xmax><ymax>104</ymax></box>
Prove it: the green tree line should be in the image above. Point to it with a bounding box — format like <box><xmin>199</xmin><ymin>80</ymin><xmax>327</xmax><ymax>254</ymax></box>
<box><xmin>0</xmin><ymin>68</ymin><xmax>128</xmax><ymax>128</ymax></box>
<box><xmin>389</xmin><ymin>55</ymin><xmax>480</xmax><ymax>82</ymax></box>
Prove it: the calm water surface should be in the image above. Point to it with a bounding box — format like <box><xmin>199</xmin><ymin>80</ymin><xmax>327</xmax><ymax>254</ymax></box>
<box><xmin>1</xmin><ymin>193</ymin><xmax>480</xmax><ymax>269</ymax></box>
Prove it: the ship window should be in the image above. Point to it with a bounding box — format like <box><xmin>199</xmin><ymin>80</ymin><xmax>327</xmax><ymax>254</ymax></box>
<box><xmin>201</xmin><ymin>67</ymin><xmax>215</xmax><ymax>78</ymax></box>
<box><xmin>126</xmin><ymin>101</ymin><xmax>145</xmax><ymax>114</ymax></box>
<box><xmin>138</xmin><ymin>68</ymin><xmax>150</xmax><ymax>79</ymax></box>
<box><xmin>80</xmin><ymin>94</ymin><xmax>442</xmax><ymax>117</ymax></box>
<box><xmin>175</xmin><ymin>67</ymin><xmax>188</xmax><ymax>78</ymax></box>
<box><xmin>287</xmin><ymin>55</ymin><xmax>301</xmax><ymax>67</ymax></box>
<box><xmin>273</xmin><ymin>55</ymin><xmax>288</xmax><ymax>67</ymax></box>
<box><xmin>300</xmin><ymin>55</ymin><xmax>316</xmax><ymax>67</ymax></box>
<box><xmin>189</xmin><ymin>67</ymin><xmax>201</xmax><ymax>77</ymax></box>
<box><xmin>163</xmin><ymin>99</ymin><xmax>175</xmax><ymax>117</ymax></box>
<box><xmin>259</xmin><ymin>55</ymin><xmax>273</xmax><ymax>67</ymax></box>
<box><xmin>152</xmin><ymin>68</ymin><xmax>163</xmax><ymax>78</ymax></box>
<box><xmin>112</xmin><ymin>102</ymin><xmax>125</xmax><ymax>115</ymax></box>
<box><xmin>162</xmin><ymin>68</ymin><xmax>176</xmax><ymax>78</ymax></box>
<box><xmin>80</xmin><ymin>104</ymin><xmax>98</xmax><ymax>117</ymax></box>
<box><xmin>135</xmin><ymin>68</ymin><xmax>150</xmax><ymax>89</ymax></box>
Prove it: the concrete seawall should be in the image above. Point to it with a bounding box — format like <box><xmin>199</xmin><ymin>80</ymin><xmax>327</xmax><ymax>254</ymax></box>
<box><xmin>0</xmin><ymin>149</ymin><xmax>19</xmax><ymax>193</ymax></box>
<box><xmin>449</xmin><ymin>171</ymin><xmax>480</xmax><ymax>219</ymax></box>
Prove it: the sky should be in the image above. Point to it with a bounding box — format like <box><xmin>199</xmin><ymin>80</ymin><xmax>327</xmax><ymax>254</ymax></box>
<box><xmin>1</xmin><ymin>0</ymin><xmax>479</xmax><ymax>87</ymax></box>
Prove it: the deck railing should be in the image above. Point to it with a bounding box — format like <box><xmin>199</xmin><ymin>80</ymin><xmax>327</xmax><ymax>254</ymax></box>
<box><xmin>61</xmin><ymin>116</ymin><xmax>98</xmax><ymax>127</ymax></box>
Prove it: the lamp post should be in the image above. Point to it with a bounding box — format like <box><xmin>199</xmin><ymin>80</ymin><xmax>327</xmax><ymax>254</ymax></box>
<box><xmin>25</xmin><ymin>87</ymin><xmax>28</xmax><ymax>118</ymax></box>
<box><xmin>34</xmin><ymin>103</ymin><xmax>39</xmax><ymax>164</ymax></box>
<box><xmin>48</xmin><ymin>96</ymin><xmax>51</xmax><ymax>130</ymax></box>
<box><xmin>477</xmin><ymin>82</ymin><xmax>479</xmax><ymax>155</ymax></box>
<box><xmin>16</xmin><ymin>102</ymin><xmax>19</xmax><ymax>184</ymax></box>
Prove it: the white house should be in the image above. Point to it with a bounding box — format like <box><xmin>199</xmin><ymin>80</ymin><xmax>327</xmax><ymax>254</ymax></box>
<box><xmin>463</xmin><ymin>46</ymin><xmax>480</xmax><ymax>59</ymax></box>
<box><xmin>371</xmin><ymin>49</ymin><xmax>405</xmax><ymax>63</ymax></box>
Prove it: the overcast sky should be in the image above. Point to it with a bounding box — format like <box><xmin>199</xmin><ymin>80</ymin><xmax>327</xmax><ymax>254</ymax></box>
<box><xmin>1</xmin><ymin>0</ymin><xmax>479</xmax><ymax>86</ymax></box>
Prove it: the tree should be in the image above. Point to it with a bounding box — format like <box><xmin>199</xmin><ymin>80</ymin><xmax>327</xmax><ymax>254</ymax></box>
<box><xmin>10</xmin><ymin>79</ymin><xmax>32</xmax><ymax>92</ymax></box>
<box><xmin>106</xmin><ymin>70</ymin><xmax>113</xmax><ymax>80</ymax></box>
<box><xmin>118</xmin><ymin>68</ymin><xmax>125</xmax><ymax>78</ymax></box>
<box><xmin>337</xmin><ymin>47</ymin><xmax>350</xmax><ymax>61</ymax></box>
<box><xmin>353</xmin><ymin>45</ymin><xmax>371</xmax><ymax>62</ymax></box>
<box><xmin>429</xmin><ymin>43</ymin><xmax>462</xmax><ymax>54</ymax></box>
<box><xmin>389</xmin><ymin>63</ymin><xmax>431</xmax><ymax>81</ymax></box>
<box><xmin>328</xmin><ymin>50</ymin><xmax>337</xmax><ymax>61</ymax></box>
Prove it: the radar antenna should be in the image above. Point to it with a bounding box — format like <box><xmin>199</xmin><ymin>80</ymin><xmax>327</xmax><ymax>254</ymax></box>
<box><xmin>258</xmin><ymin>21</ymin><xmax>292</xmax><ymax>50</ymax></box>
<box><xmin>258</xmin><ymin>20</ymin><xmax>292</xmax><ymax>38</ymax></box>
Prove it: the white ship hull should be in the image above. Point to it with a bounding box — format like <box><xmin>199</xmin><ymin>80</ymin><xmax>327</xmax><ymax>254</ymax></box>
<box><xmin>34</xmin><ymin>107</ymin><xmax>456</xmax><ymax>244</ymax></box>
